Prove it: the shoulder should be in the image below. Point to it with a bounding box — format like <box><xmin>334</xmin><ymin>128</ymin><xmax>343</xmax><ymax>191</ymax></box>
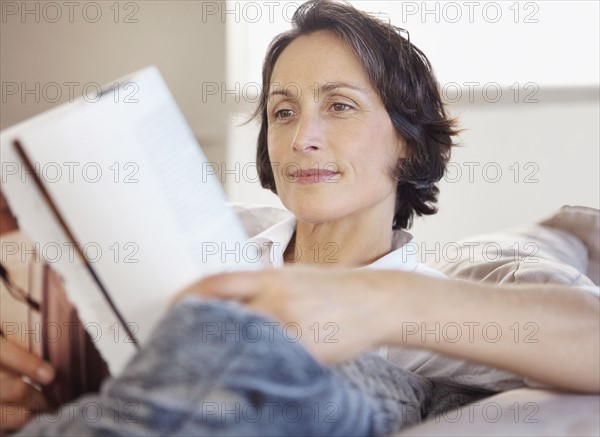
<box><xmin>228</xmin><ymin>202</ymin><xmax>294</xmax><ymax>238</ymax></box>
<box><xmin>373</xmin><ymin>230</ymin><xmax>447</xmax><ymax>279</ymax></box>
<box><xmin>574</xmin><ymin>284</ymin><xmax>600</xmax><ymax>297</ymax></box>
<box><xmin>414</xmin><ymin>263</ymin><xmax>447</xmax><ymax>279</ymax></box>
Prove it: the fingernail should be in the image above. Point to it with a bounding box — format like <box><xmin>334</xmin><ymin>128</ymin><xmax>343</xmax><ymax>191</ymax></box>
<box><xmin>36</xmin><ymin>364</ymin><xmax>55</xmax><ymax>383</ymax></box>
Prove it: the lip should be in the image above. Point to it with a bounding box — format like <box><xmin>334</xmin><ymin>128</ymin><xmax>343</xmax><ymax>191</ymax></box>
<box><xmin>287</xmin><ymin>168</ymin><xmax>341</xmax><ymax>184</ymax></box>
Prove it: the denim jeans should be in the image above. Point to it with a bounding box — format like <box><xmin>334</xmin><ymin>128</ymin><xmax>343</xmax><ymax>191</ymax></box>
<box><xmin>19</xmin><ymin>299</ymin><xmax>492</xmax><ymax>436</ymax></box>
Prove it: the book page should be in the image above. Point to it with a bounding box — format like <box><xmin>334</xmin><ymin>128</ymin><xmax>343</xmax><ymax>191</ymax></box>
<box><xmin>0</xmin><ymin>67</ymin><xmax>256</xmax><ymax>374</ymax></box>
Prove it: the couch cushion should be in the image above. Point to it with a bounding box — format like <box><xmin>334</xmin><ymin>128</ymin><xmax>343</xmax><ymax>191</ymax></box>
<box><xmin>434</xmin><ymin>221</ymin><xmax>596</xmax><ymax>288</ymax></box>
<box><xmin>394</xmin><ymin>388</ymin><xmax>600</xmax><ymax>436</ymax></box>
<box><xmin>539</xmin><ymin>205</ymin><xmax>599</xmax><ymax>285</ymax></box>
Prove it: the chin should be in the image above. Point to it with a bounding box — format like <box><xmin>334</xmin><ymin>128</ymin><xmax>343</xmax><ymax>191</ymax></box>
<box><xmin>285</xmin><ymin>197</ymin><xmax>349</xmax><ymax>224</ymax></box>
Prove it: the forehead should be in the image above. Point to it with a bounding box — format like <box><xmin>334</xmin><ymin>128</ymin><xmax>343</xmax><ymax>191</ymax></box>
<box><xmin>270</xmin><ymin>30</ymin><xmax>372</xmax><ymax>90</ymax></box>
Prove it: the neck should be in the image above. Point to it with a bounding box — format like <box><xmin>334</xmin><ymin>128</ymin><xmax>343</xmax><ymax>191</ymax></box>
<box><xmin>284</xmin><ymin>202</ymin><xmax>396</xmax><ymax>267</ymax></box>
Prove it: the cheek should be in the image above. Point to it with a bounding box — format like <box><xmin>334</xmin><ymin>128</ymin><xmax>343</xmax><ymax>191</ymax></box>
<box><xmin>266</xmin><ymin>139</ymin><xmax>290</xmax><ymax>194</ymax></box>
<box><xmin>374</xmin><ymin>122</ymin><xmax>403</xmax><ymax>170</ymax></box>
<box><xmin>356</xmin><ymin>158</ymin><xmax>396</xmax><ymax>192</ymax></box>
<box><xmin>350</xmin><ymin>128</ymin><xmax>399</xmax><ymax>181</ymax></box>
<box><xmin>266</xmin><ymin>138</ymin><xmax>279</xmax><ymax>175</ymax></box>
<box><xmin>267</xmin><ymin>130</ymin><xmax>287</xmax><ymax>168</ymax></box>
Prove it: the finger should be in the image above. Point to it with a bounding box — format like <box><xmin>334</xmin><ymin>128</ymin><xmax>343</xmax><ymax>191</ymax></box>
<box><xmin>0</xmin><ymin>342</ymin><xmax>54</xmax><ymax>385</ymax></box>
<box><xmin>0</xmin><ymin>367</ymin><xmax>19</xmax><ymax>379</ymax></box>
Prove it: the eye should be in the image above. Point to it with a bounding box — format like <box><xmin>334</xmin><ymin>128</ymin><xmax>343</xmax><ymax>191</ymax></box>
<box><xmin>274</xmin><ymin>109</ymin><xmax>295</xmax><ymax>120</ymax></box>
<box><xmin>331</xmin><ymin>102</ymin><xmax>354</xmax><ymax>112</ymax></box>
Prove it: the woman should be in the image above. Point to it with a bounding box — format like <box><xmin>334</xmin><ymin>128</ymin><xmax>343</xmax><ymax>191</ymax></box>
<box><xmin>209</xmin><ymin>0</ymin><xmax>599</xmax><ymax>392</ymax></box>
<box><xmin>3</xmin><ymin>0</ymin><xmax>598</xmax><ymax>435</ymax></box>
<box><xmin>247</xmin><ymin>0</ymin><xmax>454</xmax><ymax>271</ymax></box>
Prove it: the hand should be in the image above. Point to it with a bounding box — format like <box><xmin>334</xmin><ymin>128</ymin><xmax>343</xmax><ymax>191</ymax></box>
<box><xmin>0</xmin><ymin>340</ymin><xmax>54</xmax><ymax>434</ymax></box>
<box><xmin>176</xmin><ymin>267</ymin><xmax>399</xmax><ymax>364</ymax></box>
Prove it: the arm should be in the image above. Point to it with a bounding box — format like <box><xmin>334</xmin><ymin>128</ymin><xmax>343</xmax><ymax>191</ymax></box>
<box><xmin>179</xmin><ymin>268</ymin><xmax>600</xmax><ymax>394</ymax></box>
<box><xmin>380</xmin><ymin>271</ymin><xmax>600</xmax><ymax>394</ymax></box>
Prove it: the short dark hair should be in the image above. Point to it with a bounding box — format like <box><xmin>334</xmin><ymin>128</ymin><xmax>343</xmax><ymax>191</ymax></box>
<box><xmin>253</xmin><ymin>0</ymin><xmax>459</xmax><ymax>229</ymax></box>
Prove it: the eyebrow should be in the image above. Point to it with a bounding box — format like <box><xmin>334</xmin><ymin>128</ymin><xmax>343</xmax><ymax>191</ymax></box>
<box><xmin>268</xmin><ymin>81</ymin><xmax>369</xmax><ymax>99</ymax></box>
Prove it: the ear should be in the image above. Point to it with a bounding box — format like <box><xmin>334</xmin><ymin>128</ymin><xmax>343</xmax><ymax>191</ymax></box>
<box><xmin>394</xmin><ymin>133</ymin><xmax>408</xmax><ymax>160</ymax></box>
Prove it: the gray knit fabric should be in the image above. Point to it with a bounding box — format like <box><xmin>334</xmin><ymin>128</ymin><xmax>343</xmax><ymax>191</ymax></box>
<box><xmin>18</xmin><ymin>299</ymin><xmax>492</xmax><ymax>436</ymax></box>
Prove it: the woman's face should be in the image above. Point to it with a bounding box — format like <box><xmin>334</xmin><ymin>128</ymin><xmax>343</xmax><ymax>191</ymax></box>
<box><xmin>267</xmin><ymin>30</ymin><xmax>405</xmax><ymax>225</ymax></box>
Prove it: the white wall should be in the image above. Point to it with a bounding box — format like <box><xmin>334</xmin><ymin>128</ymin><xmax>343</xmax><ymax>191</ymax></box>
<box><xmin>1</xmin><ymin>0</ymin><xmax>598</xmax><ymax>247</ymax></box>
<box><xmin>0</xmin><ymin>0</ymin><xmax>228</xmax><ymax>162</ymax></box>
<box><xmin>227</xmin><ymin>0</ymin><xmax>600</xmax><ymax>87</ymax></box>
<box><xmin>411</xmin><ymin>91</ymin><xmax>600</xmax><ymax>257</ymax></box>
<box><xmin>224</xmin><ymin>1</ymin><xmax>600</xmax><ymax>246</ymax></box>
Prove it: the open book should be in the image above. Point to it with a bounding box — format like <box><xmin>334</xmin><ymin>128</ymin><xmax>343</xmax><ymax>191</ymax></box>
<box><xmin>0</xmin><ymin>67</ymin><xmax>256</xmax><ymax>400</ymax></box>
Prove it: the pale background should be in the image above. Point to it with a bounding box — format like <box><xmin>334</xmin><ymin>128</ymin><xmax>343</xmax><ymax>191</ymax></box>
<box><xmin>1</xmin><ymin>0</ymin><xmax>598</xmax><ymax>257</ymax></box>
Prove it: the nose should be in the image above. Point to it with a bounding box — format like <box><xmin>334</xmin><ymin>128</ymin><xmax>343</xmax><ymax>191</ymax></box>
<box><xmin>290</xmin><ymin>111</ymin><xmax>324</xmax><ymax>153</ymax></box>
